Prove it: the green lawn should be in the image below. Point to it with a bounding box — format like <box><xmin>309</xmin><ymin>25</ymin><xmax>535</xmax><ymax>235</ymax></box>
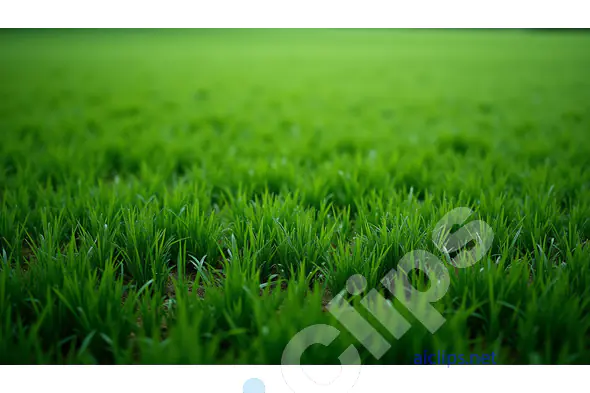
<box><xmin>0</xmin><ymin>29</ymin><xmax>589</xmax><ymax>364</ymax></box>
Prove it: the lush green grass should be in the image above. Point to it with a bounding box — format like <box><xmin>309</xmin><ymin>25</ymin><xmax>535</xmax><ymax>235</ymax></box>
<box><xmin>1</xmin><ymin>29</ymin><xmax>589</xmax><ymax>365</ymax></box>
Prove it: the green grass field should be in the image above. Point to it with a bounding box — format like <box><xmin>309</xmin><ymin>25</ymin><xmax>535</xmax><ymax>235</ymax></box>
<box><xmin>1</xmin><ymin>29</ymin><xmax>589</xmax><ymax>365</ymax></box>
